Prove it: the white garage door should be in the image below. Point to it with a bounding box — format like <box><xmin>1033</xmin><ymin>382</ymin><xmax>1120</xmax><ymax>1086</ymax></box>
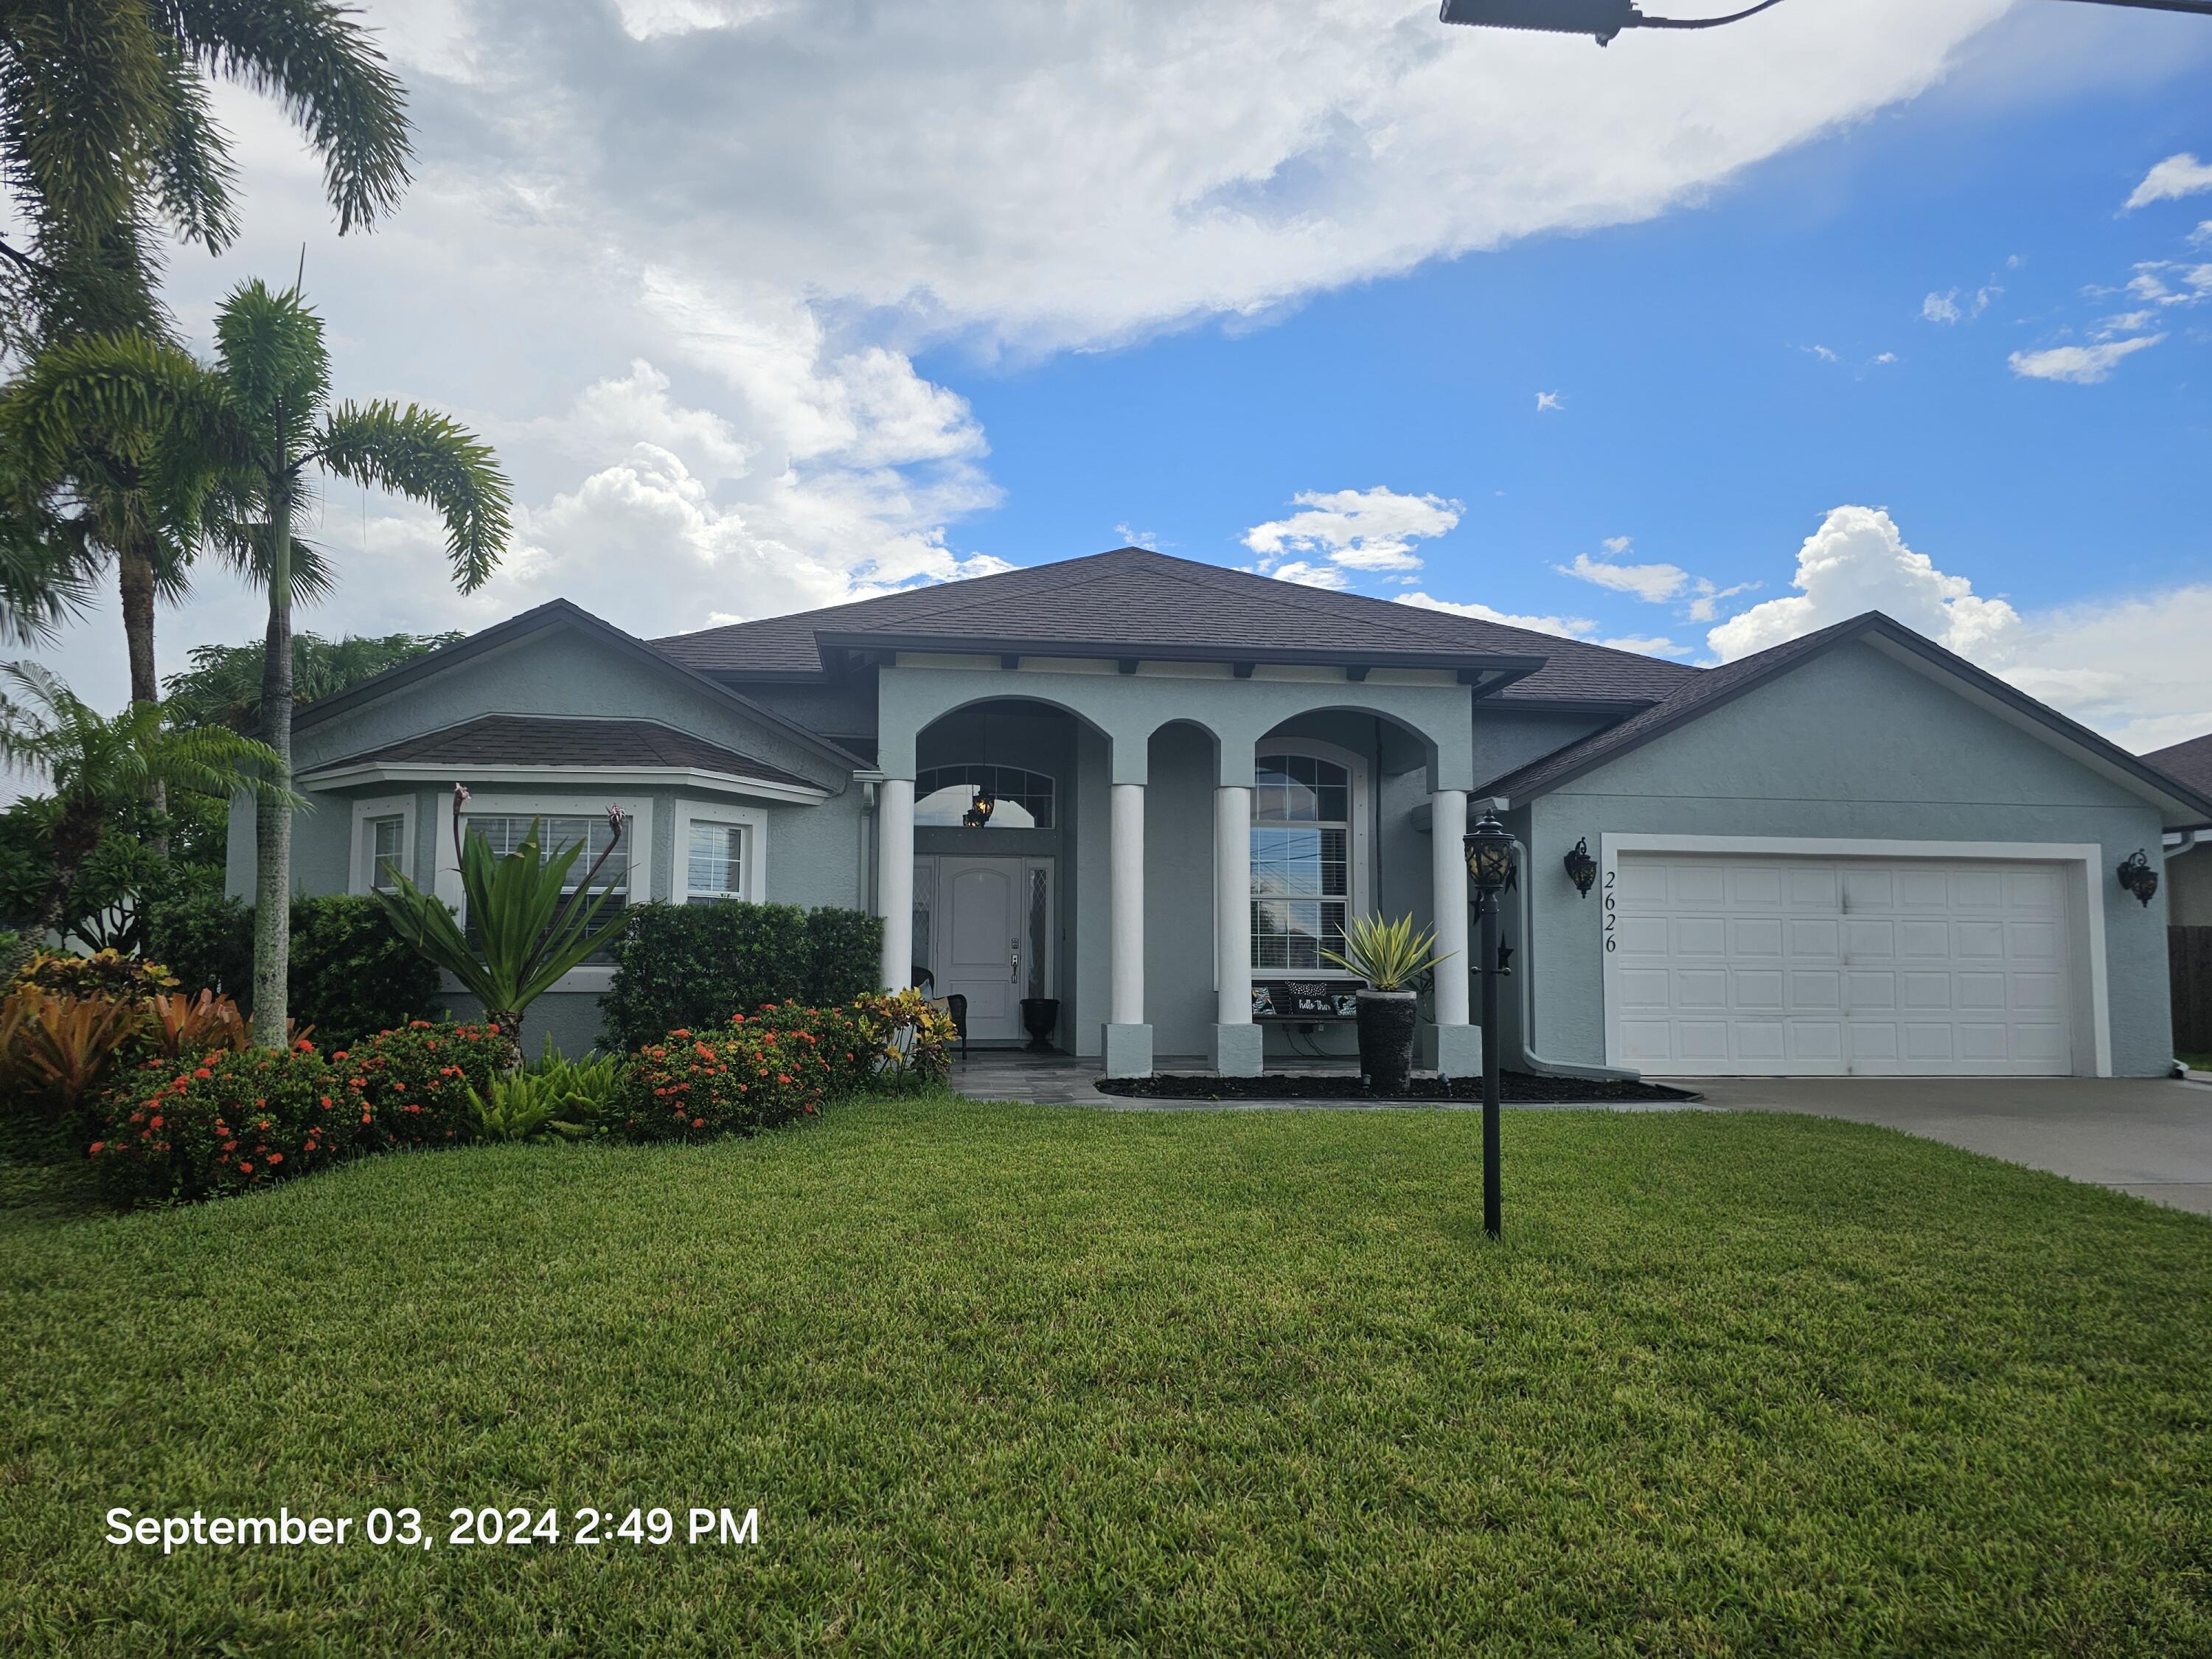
<box><xmin>1609</xmin><ymin>855</ymin><xmax>2075</xmax><ymax>1077</ymax></box>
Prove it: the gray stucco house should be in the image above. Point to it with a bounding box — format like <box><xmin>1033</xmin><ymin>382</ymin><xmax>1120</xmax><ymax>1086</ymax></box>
<box><xmin>232</xmin><ymin>547</ymin><xmax>2212</xmax><ymax>1078</ymax></box>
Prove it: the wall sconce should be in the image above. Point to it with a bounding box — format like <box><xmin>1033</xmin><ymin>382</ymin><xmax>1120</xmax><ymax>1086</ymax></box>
<box><xmin>1562</xmin><ymin>837</ymin><xmax>1597</xmax><ymax>898</ymax></box>
<box><xmin>2116</xmin><ymin>848</ymin><xmax>2160</xmax><ymax>908</ymax></box>
<box><xmin>961</xmin><ymin>786</ymin><xmax>996</xmax><ymax>830</ymax></box>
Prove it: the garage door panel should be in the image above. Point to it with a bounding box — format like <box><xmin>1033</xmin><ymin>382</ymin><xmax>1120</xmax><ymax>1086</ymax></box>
<box><xmin>1610</xmin><ymin>853</ymin><xmax>2073</xmax><ymax>1077</ymax></box>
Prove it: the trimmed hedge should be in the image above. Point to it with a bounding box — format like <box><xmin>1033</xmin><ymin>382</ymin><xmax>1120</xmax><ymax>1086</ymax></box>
<box><xmin>147</xmin><ymin>892</ymin><xmax>441</xmax><ymax>1048</ymax></box>
<box><xmin>599</xmin><ymin>902</ymin><xmax>883</xmax><ymax>1053</ymax></box>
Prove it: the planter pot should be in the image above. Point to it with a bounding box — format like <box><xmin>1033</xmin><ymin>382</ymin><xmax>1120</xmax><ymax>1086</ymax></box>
<box><xmin>1354</xmin><ymin>990</ymin><xmax>1419</xmax><ymax>1094</ymax></box>
<box><xmin>1020</xmin><ymin>997</ymin><xmax>1060</xmax><ymax>1053</ymax></box>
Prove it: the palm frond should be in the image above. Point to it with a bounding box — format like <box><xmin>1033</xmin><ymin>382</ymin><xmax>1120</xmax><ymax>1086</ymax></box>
<box><xmin>315</xmin><ymin>400</ymin><xmax>512</xmax><ymax>591</ymax></box>
<box><xmin>145</xmin><ymin>32</ymin><xmax>241</xmax><ymax>251</ymax></box>
<box><xmin>157</xmin><ymin>0</ymin><xmax>412</xmax><ymax>234</ymax></box>
<box><xmin>3</xmin><ymin>328</ymin><xmax>237</xmax><ymax>487</ymax></box>
<box><xmin>212</xmin><ymin>277</ymin><xmax>329</xmax><ymax>434</ymax></box>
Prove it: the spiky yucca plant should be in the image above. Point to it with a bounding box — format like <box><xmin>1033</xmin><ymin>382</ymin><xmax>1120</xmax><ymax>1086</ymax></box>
<box><xmin>1322</xmin><ymin>913</ymin><xmax>1454</xmax><ymax>992</ymax></box>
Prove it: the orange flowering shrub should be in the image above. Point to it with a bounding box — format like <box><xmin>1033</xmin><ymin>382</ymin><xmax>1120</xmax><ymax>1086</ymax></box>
<box><xmin>88</xmin><ymin>1041</ymin><xmax>366</xmax><ymax>1203</ymax></box>
<box><xmin>616</xmin><ymin>1004</ymin><xmax>871</xmax><ymax>1142</ymax></box>
<box><xmin>333</xmin><ymin>1020</ymin><xmax>515</xmax><ymax>1150</ymax></box>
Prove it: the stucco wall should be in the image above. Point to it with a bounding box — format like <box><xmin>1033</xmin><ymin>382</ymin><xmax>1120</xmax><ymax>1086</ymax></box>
<box><xmin>1519</xmin><ymin>641</ymin><xmax>2176</xmax><ymax>1077</ymax></box>
<box><xmin>2168</xmin><ymin>845</ymin><xmax>2212</xmax><ymax>928</ymax></box>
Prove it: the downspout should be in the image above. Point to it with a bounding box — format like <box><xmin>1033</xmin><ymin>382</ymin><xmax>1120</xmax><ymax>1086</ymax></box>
<box><xmin>1507</xmin><ymin>833</ymin><xmax>1643</xmax><ymax>1084</ymax></box>
<box><xmin>2165</xmin><ymin>829</ymin><xmax>2200</xmax><ymax>859</ymax></box>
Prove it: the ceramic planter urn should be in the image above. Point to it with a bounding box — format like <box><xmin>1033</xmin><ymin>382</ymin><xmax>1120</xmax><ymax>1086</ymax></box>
<box><xmin>1354</xmin><ymin>990</ymin><xmax>1419</xmax><ymax>1093</ymax></box>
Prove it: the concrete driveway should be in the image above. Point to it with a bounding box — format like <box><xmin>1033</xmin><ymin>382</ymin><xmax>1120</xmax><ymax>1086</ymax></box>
<box><xmin>1675</xmin><ymin>1076</ymin><xmax>2212</xmax><ymax>1216</ymax></box>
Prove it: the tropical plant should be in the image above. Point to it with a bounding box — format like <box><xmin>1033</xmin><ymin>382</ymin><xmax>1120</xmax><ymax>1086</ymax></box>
<box><xmin>7</xmin><ymin>282</ymin><xmax>512</xmax><ymax>1045</ymax></box>
<box><xmin>0</xmin><ymin>662</ymin><xmax>291</xmax><ymax>940</ymax></box>
<box><xmin>471</xmin><ymin>1045</ymin><xmax>625</xmax><ymax>1144</ymax></box>
<box><xmin>161</xmin><ymin>629</ymin><xmax>463</xmax><ymax>736</ymax></box>
<box><xmin>372</xmin><ymin>801</ymin><xmax>627</xmax><ymax>1056</ymax></box>
<box><xmin>0</xmin><ymin>987</ymin><xmax>145</xmax><ymax>1125</ymax></box>
<box><xmin>143</xmin><ymin>988</ymin><xmax>249</xmax><ymax>1061</ymax></box>
<box><xmin>1321</xmin><ymin>913</ymin><xmax>1454</xmax><ymax>992</ymax></box>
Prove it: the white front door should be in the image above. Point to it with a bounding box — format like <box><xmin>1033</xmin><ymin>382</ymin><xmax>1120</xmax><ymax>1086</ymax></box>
<box><xmin>939</xmin><ymin>857</ymin><xmax>1026</xmax><ymax>1040</ymax></box>
<box><xmin>1609</xmin><ymin>854</ymin><xmax>2076</xmax><ymax>1077</ymax></box>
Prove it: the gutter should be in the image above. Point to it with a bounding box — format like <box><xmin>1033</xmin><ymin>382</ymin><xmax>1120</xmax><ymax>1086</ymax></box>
<box><xmin>1507</xmin><ymin>834</ymin><xmax>1644</xmax><ymax>1085</ymax></box>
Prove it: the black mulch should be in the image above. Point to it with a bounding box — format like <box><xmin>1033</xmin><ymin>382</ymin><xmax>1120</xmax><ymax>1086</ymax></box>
<box><xmin>1095</xmin><ymin>1071</ymin><xmax>1700</xmax><ymax>1105</ymax></box>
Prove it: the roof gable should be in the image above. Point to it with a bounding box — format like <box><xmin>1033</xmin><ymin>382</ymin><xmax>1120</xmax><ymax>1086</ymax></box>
<box><xmin>2145</xmin><ymin>731</ymin><xmax>2212</xmax><ymax>801</ymax></box>
<box><xmin>1479</xmin><ymin>611</ymin><xmax>2212</xmax><ymax>828</ymax></box>
<box><xmin>299</xmin><ymin>714</ymin><xmax>823</xmax><ymax>793</ymax></box>
<box><xmin>653</xmin><ymin>547</ymin><xmax>1700</xmax><ymax>704</ymax></box>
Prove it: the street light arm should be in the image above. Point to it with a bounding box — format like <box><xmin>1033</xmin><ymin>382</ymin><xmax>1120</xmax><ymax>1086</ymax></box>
<box><xmin>1632</xmin><ymin>0</ymin><xmax>1790</xmax><ymax>27</ymax></box>
<box><xmin>1441</xmin><ymin>0</ymin><xmax>2212</xmax><ymax>42</ymax></box>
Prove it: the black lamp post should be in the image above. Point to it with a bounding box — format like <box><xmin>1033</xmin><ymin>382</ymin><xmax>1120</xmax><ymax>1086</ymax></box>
<box><xmin>1463</xmin><ymin>813</ymin><xmax>1517</xmax><ymax>1241</ymax></box>
<box><xmin>1440</xmin><ymin>0</ymin><xmax>2212</xmax><ymax>46</ymax></box>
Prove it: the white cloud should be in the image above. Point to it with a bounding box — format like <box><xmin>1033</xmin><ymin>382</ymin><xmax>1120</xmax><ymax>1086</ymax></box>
<box><xmin>1559</xmin><ymin>552</ymin><xmax>1689</xmax><ymax>604</ymax></box>
<box><xmin>1535</xmin><ymin>392</ymin><xmax>1564</xmax><ymax>413</ymax></box>
<box><xmin>1267</xmin><ymin>560</ymin><xmax>1353</xmax><ymax>591</ymax></box>
<box><xmin>2007</xmin><ymin>335</ymin><xmax>2165</xmax><ymax>384</ymax></box>
<box><xmin>2126</xmin><ymin>153</ymin><xmax>2212</xmax><ymax>211</ymax></box>
<box><xmin>2092</xmin><ymin>309</ymin><xmax>2159</xmax><ymax>339</ymax></box>
<box><xmin>1874</xmin><ymin>351</ymin><xmax>1899</xmax><ymax>364</ymax></box>
<box><xmin>1921</xmin><ymin>285</ymin><xmax>1998</xmax><ymax>325</ymax></box>
<box><xmin>1806</xmin><ymin>344</ymin><xmax>1840</xmax><ymax>363</ymax></box>
<box><xmin>22</xmin><ymin>0</ymin><xmax>2032</xmax><ymax>707</ymax></box>
<box><xmin>1704</xmin><ymin>506</ymin><xmax>2212</xmax><ymax>752</ymax></box>
<box><xmin>1244</xmin><ymin>487</ymin><xmax>1461</xmax><ymax>581</ymax></box>
<box><xmin>1706</xmin><ymin>507</ymin><xmax>2020</xmax><ymax>663</ymax></box>
<box><xmin>2124</xmin><ymin>261</ymin><xmax>2212</xmax><ymax>307</ymax></box>
<box><xmin>1399</xmin><ymin>593</ymin><xmax>1687</xmax><ymax>658</ymax></box>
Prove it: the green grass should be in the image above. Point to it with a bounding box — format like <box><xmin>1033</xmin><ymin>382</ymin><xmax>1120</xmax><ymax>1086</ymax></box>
<box><xmin>2182</xmin><ymin>1054</ymin><xmax>2212</xmax><ymax>1073</ymax></box>
<box><xmin>4</xmin><ymin>1098</ymin><xmax>2209</xmax><ymax>1656</ymax></box>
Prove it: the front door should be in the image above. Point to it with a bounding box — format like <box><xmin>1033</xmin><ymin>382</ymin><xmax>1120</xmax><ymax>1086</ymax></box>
<box><xmin>939</xmin><ymin>857</ymin><xmax>1026</xmax><ymax>1040</ymax></box>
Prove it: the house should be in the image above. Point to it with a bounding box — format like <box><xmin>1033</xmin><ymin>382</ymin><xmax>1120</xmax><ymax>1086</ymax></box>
<box><xmin>2144</xmin><ymin>732</ymin><xmax>2212</xmax><ymax>928</ymax></box>
<box><xmin>233</xmin><ymin>547</ymin><xmax>2212</xmax><ymax>1078</ymax></box>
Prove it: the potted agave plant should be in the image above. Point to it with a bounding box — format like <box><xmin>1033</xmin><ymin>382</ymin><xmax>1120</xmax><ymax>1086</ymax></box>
<box><xmin>1324</xmin><ymin>914</ymin><xmax>1455</xmax><ymax>1095</ymax></box>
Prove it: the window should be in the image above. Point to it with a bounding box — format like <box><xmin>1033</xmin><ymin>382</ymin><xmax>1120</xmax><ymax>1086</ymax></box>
<box><xmin>367</xmin><ymin>815</ymin><xmax>406</xmax><ymax>891</ymax></box>
<box><xmin>1252</xmin><ymin>753</ymin><xmax>1352</xmax><ymax>972</ymax></box>
<box><xmin>914</xmin><ymin>765</ymin><xmax>1054</xmax><ymax>829</ymax></box>
<box><xmin>685</xmin><ymin>821</ymin><xmax>746</xmax><ymax>904</ymax></box>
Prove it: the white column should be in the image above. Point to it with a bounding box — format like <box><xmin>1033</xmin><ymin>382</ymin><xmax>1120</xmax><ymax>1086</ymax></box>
<box><xmin>1109</xmin><ymin>782</ymin><xmax>1145</xmax><ymax>1026</ymax></box>
<box><xmin>1214</xmin><ymin>785</ymin><xmax>1252</xmax><ymax>1026</ymax></box>
<box><xmin>1431</xmin><ymin>789</ymin><xmax>1470</xmax><ymax>1028</ymax></box>
<box><xmin>877</xmin><ymin>777</ymin><xmax>914</xmax><ymax>991</ymax></box>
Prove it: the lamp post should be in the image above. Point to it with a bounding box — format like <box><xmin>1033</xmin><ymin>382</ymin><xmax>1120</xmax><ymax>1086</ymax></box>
<box><xmin>1463</xmin><ymin>813</ymin><xmax>1517</xmax><ymax>1241</ymax></box>
<box><xmin>1439</xmin><ymin>0</ymin><xmax>2212</xmax><ymax>46</ymax></box>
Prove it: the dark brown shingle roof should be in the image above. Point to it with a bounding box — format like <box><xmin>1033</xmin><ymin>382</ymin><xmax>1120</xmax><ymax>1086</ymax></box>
<box><xmin>2146</xmin><ymin>731</ymin><xmax>2212</xmax><ymax>800</ymax></box>
<box><xmin>652</xmin><ymin>548</ymin><xmax>1699</xmax><ymax>705</ymax></box>
<box><xmin>305</xmin><ymin>714</ymin><xmax>822</xmax><ymax>791</ymax></box>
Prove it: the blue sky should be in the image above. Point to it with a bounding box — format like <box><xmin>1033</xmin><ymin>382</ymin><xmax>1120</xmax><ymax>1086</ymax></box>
<box><xmin>23</xmin><ymin>0</ymin><xmax>2212</xmax><ymax>752</ymax></box>
<box><xmin>933</xmin><ymin>9</ymin><xmax>2212</xmax><ymax>695</ymax></box>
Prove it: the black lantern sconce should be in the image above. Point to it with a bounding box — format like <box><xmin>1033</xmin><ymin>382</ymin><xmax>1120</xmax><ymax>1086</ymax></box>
<box><xmin>1562</xmin><ymin>837</ymin><xmax>1598</xmax><ymax>898</ymax></box>
<box><xmin>961</xmin><ymin>786</ymin><xmax>997</xmax><ymax>830</ymax></box>
<box><xmin>2116</xmin><ymin>848</ymin><xmax>2160</xmax><ymax>908</ymax></box>
<box><xmin>1463</xmin><ymin>813</ymin><xmax>1518</xmax><ymax>896</ymax></box>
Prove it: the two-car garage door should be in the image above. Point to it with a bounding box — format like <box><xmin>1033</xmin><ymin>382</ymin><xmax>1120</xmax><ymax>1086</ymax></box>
<box><xmin>1608</xmin><ymin>854</ymin><xmax>2076</xmax><ymax>1077</ymax></box>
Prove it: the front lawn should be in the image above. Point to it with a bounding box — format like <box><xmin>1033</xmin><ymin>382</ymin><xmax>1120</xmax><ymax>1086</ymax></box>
<box><xmin>4</xmin><ymin>1098</ymin><xmax>2208</xmax><ymax>1655</ymax></box>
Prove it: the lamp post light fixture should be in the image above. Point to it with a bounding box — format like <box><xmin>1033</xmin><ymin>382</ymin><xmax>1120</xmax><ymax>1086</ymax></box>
<box><xmin>1462</xmin><ymin>813</ymin><xmax>1519</xmax><ymax>1242</ymax></box>
<box><xmin>2116</xmin><ymin>849</ymin><xmax>2160</xmax><ymax>908</ymax></box>
<box><xmin>1563</xmin><ymin>836</ymin><xmax>1599</xmax><ymax>898</ymax></box>
<box><xmin>1440</xmin><ymin>0</ymin><xmax>2212</xmax><ymax>46</ymax></box>
<box><xmin>961</xmin><ymin>786</ymin><xmax>996</xmax><ymax>830</ymax></box>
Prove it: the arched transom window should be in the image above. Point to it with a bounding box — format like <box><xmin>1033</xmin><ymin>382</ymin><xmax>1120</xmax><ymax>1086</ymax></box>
<box><xmin>914</xmin><ymin>765</ymin><xmax>1056</xmax><ymax>830</ymax></box>
<box><xmin>1252</xmin><ymin>752</ymin><xmax>1351</xmax><ymax>971</ymax></box>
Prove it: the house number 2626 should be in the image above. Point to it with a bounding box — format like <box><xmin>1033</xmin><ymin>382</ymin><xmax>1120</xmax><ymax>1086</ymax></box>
<box><xmin>1603</xmin><ymin>870</ymin><xmax>1616</xmax><ymax>953</ymax></box>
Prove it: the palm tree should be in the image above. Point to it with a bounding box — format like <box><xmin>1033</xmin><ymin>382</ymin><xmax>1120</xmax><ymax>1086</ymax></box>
<box><xmin>0</xmin><ymin>0</ymin><xmax>414</xmax><ymax>706</ymax></box>
<box><xmin>161</xmin><ymin>627</ymin><xmax>463</xmax><ymax>737</ymax></box>
<box><xmin>0</xmin><ymin>661</ymin><xmax>291</xmax><ymax>943</ymax></box>
<box><xmin>0</xmin><ymin>0</ymin><xmax>411</xmax><ymax>353</ymax></box>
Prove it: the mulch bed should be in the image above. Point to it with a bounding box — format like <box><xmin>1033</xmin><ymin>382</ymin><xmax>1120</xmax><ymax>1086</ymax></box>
<box><xmin>1096</xmin><ymin>1071</ymin><xmax>1700</xmax><ymax>1105</ymax></box>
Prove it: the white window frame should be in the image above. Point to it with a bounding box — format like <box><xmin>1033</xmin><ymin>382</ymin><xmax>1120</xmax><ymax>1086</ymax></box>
<box><xmin>672</xmin><ymin>801</ymin><xmax>768</xmax><ymax>905</ymax></box>
<box><xmin>431</xmin><ymin>790</ymin><xmax>655</xmax><ymax>995</ymax></box>
<box><xmin>1598</xmin><ymin>834</ymin><xmax>2113</xmax><ymax>1079</ymax></box>
<box><xmin>349</xmin><ymin>794</ymin><xmax>417</xmax><ymax>896</ymax></box>
<box><xmin>1247</xmin><ymin>738</ymin><xmax>1372</xmax><ymax>980</ymax></box>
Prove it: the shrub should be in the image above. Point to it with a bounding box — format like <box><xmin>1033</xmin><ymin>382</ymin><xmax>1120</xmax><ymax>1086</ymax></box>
<box><xmin>10</xmin><ymin>948</ymin><xmax>179</xmax><ymax>1003</ymax></box>
<box><xmin>856</xmin><ymin>989</ymin><xmax>958</xmax><ymax>1088</ymax></box>
<box><xmin>89</xmin><ymin>1043</ymin><xmax>366</xmax><ymax>1204</ymax></box>
<box><xmin>334</xmin><ymin>1020</ymin><xmax>514</xmax><ymax>1151</ymax></box>
<box><xmin>599</xmin><ymin>901</ymin><xmax>883</xmax><ymax>1052</ymax></box>
<box><xmin>616</xmin><ymin>1017</ymin><xmax>832</xmax><ymax>1143</ymax></box>
<box><xmin>146</xmin><ymin>892</ymin><xmax>441</xmax><ymax>1045</ymax></box>
<box><xmin>146</xmin><ymin>891</ymin><xmax>253</xmax><ymax>1001</ymax></box>
<box><xmin>290</xmin><ymin>896</ymin><xmax>443</xmax><ymax>1048</ymax></box>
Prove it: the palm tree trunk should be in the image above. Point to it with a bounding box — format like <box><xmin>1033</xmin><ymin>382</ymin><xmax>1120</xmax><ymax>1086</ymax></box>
<box><xmin>250</xmin><ymin>506</ymin><xmax>295</xmax><ymax>1049</ymax></box>
<box><xmin>116</xmin><ymin>537</ymin><xmax>169</xmax><ymax>855</ymax></box>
